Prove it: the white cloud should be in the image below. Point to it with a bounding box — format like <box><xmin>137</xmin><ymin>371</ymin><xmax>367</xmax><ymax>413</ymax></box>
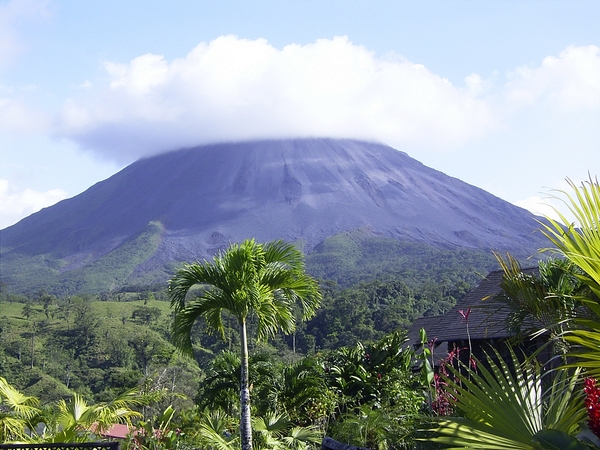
<box><xmin>515</xmin><ymin>196</ymin><xmax>561</xmax><ymax>220</ymax></box>
<box><xmin>514</xmin><ymin>189</ymin><xmax>580</xmax><ymax>226</ymax></box>
<box><xmin>57</xmin><ymin>35</ymin><xmax>496</xmax><ymax>162</ymax></box>
<box><xmin>0</xmin><ymin>179</ymin><xmax>67</xmax><ymax>229</ymax></box>
<box><xmin>506</xmin><ymin>45</ymin><xmax>600</xmax><ymax>109</ymax></box>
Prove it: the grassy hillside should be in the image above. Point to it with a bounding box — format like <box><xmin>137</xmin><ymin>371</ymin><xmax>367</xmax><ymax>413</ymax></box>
<box><xmin>52</xmin><ymin>221</ymin><xmax>165</xmax><ymax>294</ymax></box>
<box><xmin>1</xmin><ymin>221</ymin><xmax>165</xmax><ymax>296</ymax></box>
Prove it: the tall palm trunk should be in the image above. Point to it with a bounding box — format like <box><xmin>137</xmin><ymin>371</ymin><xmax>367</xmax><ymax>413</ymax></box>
<box><xmin>239</xmin><ymin>320</ymin><xmax>253</xmax><ymax>450</ymax></box>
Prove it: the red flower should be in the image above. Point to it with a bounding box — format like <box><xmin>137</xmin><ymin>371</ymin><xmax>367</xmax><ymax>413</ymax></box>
<box><xmin>584</xmin><ymin>377</ymin><xmax>600</xmax><ymax>438</ymax></box>
<box><xmin>469</xmin><ymin>356</ymin><xmax>477</xmax><ymax>370</ymax></box>
<box><xmin>458</xmin><ymin>308</ymin><xmax>471</xmax><ymax>322</ymax></box>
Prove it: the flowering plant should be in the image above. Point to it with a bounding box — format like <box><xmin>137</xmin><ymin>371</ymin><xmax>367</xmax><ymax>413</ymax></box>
<box><xmin>585</xmin><ymin>377</ymin><xmax>600</xmax><ymax>439</ymax></box>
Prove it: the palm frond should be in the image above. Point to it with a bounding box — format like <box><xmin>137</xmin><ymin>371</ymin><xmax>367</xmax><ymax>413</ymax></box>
<box><xmin>539</xmin><ymin>177</ymin><xmax>600</xmax><ymax>298</ymax></box>
<box><xmin>196</xmin><ymin>410</ymin><xmax>239</xmax><ymax>450</ymax></box>
<box><xmin>282</xmin><ymin>426</ymin><xmax>323</xmax><ymax>450</ymax></box>
<box><xmin>172</xmin><ymin>295</ymin><xmax>228</xmax><ymax>354</ymax></box>
<box><xmin>262</xmin><ymin>240</ymin><xmax>304</xmax><ymax>270</ymax></box>
<box><xmin>253</xmin><ymin>413</ymin><xmax>289</xmax><ymax>436</ymax></box>
<box><xmin>425</xmin><ymin>347</ymin><xmax>585</xmax><ymax>449</ymax></box>
<box><xmin>0</xmin><ymin>377</ymin><xmax>40</xmax><ymax>421</ymax></box>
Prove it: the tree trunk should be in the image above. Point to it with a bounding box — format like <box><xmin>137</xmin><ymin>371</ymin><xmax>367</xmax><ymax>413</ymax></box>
<box><xmin>239</xmin><ymin>320</ymin><xmax>253</xmax><ymax>450</ymax></box>
<box><xmin>30</xmin><ymin>330</ymin><xmax>35</xmax><ymax>369</ymax></box>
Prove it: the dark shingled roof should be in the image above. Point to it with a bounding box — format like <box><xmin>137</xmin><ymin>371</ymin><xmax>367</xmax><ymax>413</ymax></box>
<box><xmin>408</xmin><ymin>267</ymin><xmax>538</xmax><ymax>346</ymax></box>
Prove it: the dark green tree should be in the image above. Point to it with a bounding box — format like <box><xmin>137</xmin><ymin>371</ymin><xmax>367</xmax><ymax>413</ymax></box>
<box><xmin>21</xmin><ymin>302</ymin><xmax>34</xmax><ymax>320</ymax></box>
<box><xmin>169</xmin><ymin>239</ymin><xmax>322</xmax><ymax>450</ymax></box>
<box><xmin>131</xmin><ymin>306</ymin><xmax>162</xmax><ymax>325</ymax></box>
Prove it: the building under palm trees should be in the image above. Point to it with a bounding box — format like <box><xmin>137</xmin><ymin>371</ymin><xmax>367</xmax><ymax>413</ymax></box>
<box><xmin>407</xmin><ymin>266</ymin><xmax>553</xmax><ymax>368</ymax></box>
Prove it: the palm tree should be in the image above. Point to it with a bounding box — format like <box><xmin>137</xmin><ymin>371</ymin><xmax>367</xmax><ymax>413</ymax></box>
<box><xmin>169</xmin><ymin>239</ymin><xmax>322</xmax><ymax>450</ymax></box>
<box><xmin>0</xmin><ymin>376</ymin><xmax>40</xmax><ymax>442</ymax></box>
<box><xmin>43</xmin><ymin>388</ymin><xmax>143</xmax><ymax>442</ymax></box>
<box><xmin>538</xmin><ymin>176</ymin><xmax>600</xmax><ymax>376</ymax></box>
<box><xmin>493</xmin><ymin>253</ymin><xmax>585</xmax><ymax>351</ymax></box>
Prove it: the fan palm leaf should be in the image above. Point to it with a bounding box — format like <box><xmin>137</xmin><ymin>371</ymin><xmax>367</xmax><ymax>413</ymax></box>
<box><xmin>253</xmin><ymin>412</ymin><xmax>321</xmax><ymax>450</ymax></box>
<box><xmin>425</xmin><ymin>347</ymin><xmax>586</xmax><ymax>449</ymax></box>
<box><xmin>0</xmin><ymin>377</ymin><xmax>40</xmax><ymax>442</ymax></box>
<box><xmin>0</xmin><ymin>377</ymin><xmax>39</xmax><ymax>419</ymax></box>
<box><xmin>196</xmin><ymin>410</ymin><xmax>239</xmax><ymax>450</ymax></box>
<box><xmin>282</xmin><ymin>426</ymin><xmax>322</xmax><ymax>449</ymax></box>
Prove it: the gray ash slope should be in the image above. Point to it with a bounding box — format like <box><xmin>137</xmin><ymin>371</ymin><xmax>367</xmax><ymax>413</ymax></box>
<box><xmin>1</xmin><ymin>139</ymin><xmax>546</xmax><ymax>291</ymax></box>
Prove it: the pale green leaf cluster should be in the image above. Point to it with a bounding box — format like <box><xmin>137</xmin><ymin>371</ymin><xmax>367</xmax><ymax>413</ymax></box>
<box><xmin>0</xmin><ymin>378</ymin><xmax>144</xmax><ymax>444</ymax></box>
<box><xmin>46</xmin><ymin>389</ymin><xmax>143</xmax><ymax>442</ymax></box>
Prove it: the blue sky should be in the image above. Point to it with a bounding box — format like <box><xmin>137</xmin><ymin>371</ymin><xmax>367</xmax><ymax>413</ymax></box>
<box><xmin>1</xmin><ymin>0</ymin><xmax>600</xmax><ymax>228</ymax></box>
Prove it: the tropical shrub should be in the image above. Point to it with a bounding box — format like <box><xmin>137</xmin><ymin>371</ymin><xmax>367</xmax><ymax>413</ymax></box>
<box><xmin>424</xmin><ymin>347</ymin><xmax>587</xmax><ymax>449</ymax></box>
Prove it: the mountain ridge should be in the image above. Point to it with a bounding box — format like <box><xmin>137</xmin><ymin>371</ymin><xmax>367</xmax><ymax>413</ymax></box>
<box><xmin>1</xmin><ymin>138</ymin><xmax>547</xmax><ymax>294</ymax></box>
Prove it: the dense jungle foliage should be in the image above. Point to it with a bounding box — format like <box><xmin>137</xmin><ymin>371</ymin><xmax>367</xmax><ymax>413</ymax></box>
<box><xmin>0</xmin><ymin>266</ymin><xmax>473</xmax><ymax>405</ymax></box>
<box><xmin>0</xmin><ymin>236</ymin><xmax>510</xmax><ymax>449</ymax></box>
<box><xmin>0</xmin><ymin>280</ymin><xmax>439</xmax><ymax>449</ymax></box>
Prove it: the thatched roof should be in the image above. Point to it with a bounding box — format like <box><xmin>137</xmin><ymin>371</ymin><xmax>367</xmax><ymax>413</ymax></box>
<box><xmin>408</xmin><ymin>267</ymin><xmax>538</xmax><ymax>347</ymax></box>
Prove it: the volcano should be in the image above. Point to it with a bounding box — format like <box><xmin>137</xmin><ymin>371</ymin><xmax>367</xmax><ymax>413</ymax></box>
<box><xmin>0</xmin><ymin>139</ymin><xmax>547</xmax><ymax>294</ymax></box>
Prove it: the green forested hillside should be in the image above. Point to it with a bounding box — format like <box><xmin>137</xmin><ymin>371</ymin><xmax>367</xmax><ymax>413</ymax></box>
<box><xmin>305</xmin><ymin>230</ymin><xmax>499</xmax><ymax>288</ymax></box>
<box><xmin>1</xmin><ymin>221</ymin><xmax>165</xmax><ymax>296</ymax></box>
<box><xmin>0</xmin><ymin>296</ymin><xmax>201</xmax><ymax>409</ymax></box>
<box><xmin>2</xmin><ymin>230</ymin><xmax>500</xmax><ymax>297</ymax></box>
<box><xmin>0</xmin><ymin>242</ymin><xmax>507</xmax><ymax>449</ymax></box>
<box><xmin>0</xmin><ymin>261</ymin><xmax>481</xmax><ymax>406</ymax></box>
